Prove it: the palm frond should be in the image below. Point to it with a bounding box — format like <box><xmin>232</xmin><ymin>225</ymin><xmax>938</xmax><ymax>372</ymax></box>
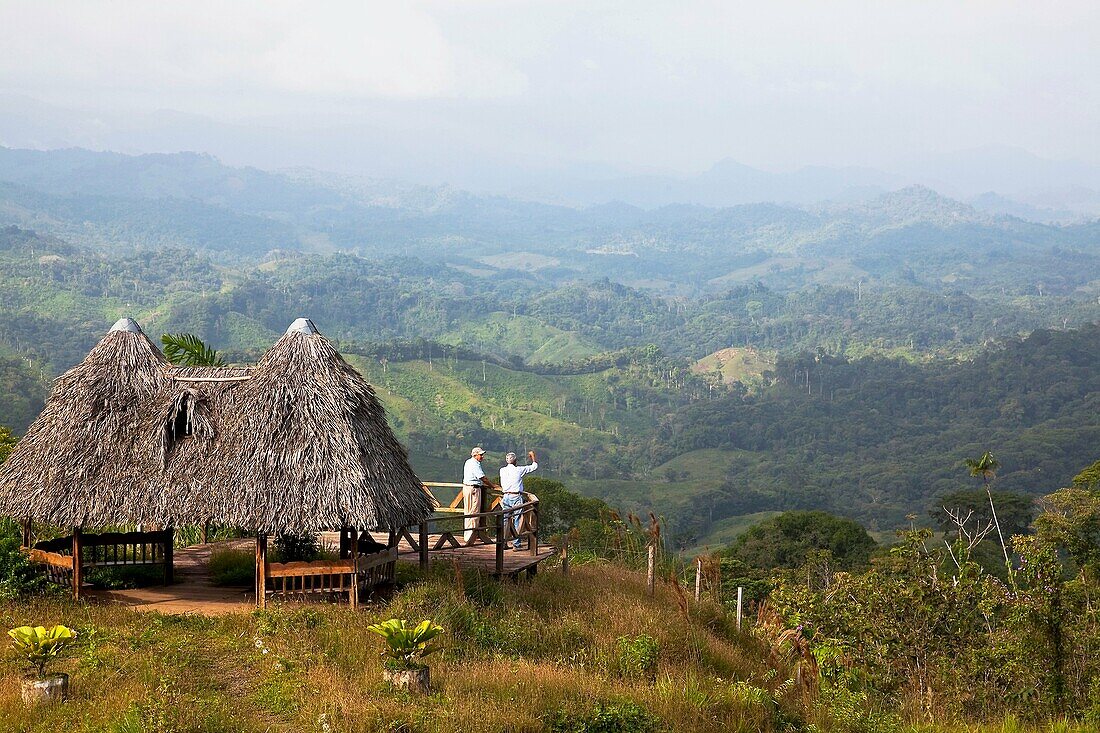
<box><xmin>161</xmin><ymin>333</ymin><xmax>226</xmax><ymax>367</ymax></box>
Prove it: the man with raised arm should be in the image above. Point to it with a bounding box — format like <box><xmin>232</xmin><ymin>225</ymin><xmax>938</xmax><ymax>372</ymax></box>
<box><xmin>461</xmin><ymin>447</ymin><xmax>494</xmax><ymax>543</ymax></box>
<box><xmin>498</xmin><ymin>450</ymin><xmax>538</xmax><ymax>551</ymax></box>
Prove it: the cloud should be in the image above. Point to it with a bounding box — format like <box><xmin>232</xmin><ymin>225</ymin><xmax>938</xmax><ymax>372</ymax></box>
<box><xmin>0</xmin><ymin>1</ymin><xmax>528</xmax><ymax>105</ymax></box>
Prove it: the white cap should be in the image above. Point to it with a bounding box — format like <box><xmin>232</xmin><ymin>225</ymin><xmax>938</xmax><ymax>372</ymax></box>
<box><xmin>285</xmin><ymin>318</ymin><xmax>319</xmax><ymax>335</ymax></box>
<box><xmin>471</xmin><ymin>447</ymin><xmax>486</xmax><ymax>457</ymax></box>
<box><xmin>109</xmin><ymin>317</ymin><xmax>142</xmax><ymax>334</ymax></box>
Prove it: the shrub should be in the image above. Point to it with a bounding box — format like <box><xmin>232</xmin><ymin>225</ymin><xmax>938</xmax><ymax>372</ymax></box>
<box><xmin>86</xmin><ymin>565</ymin><xmax>165</xmax><ymax>590</ymax></box>
<box><xmin>209</xmin><ymin>548</ymin><xmax>255</xmax><ymax>587</ymax></box>
<box><xmin>273</xmin><ymin>533</ymin><xmax>321</xmax><ymax>562</ymax></box>
<box><xmin>613</xmin><ymin>634</ymin><xmax>659</xmax><ymax>680</ymax></box>
<box><xmin>0</xmin><ymin>520</ymin><xmax>45</xmax><ymax>599</ymax></box>
<box><xmin>546</xmin><ymin>700</ymin><xmax>661</xmax><ymax>733</ymax></box>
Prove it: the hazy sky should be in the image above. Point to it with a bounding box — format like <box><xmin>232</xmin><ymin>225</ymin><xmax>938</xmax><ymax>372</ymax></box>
<box><xmin>1</xmin><ymin>1</ymin><xmax>1098</xmax><ymax>174</ymax></box>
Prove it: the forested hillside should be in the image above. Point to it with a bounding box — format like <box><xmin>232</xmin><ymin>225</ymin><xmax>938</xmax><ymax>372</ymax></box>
<box><xmin>1</xmin><ymin>147</ymin><xmax>1099</xmax><ymax>547</ymax></box>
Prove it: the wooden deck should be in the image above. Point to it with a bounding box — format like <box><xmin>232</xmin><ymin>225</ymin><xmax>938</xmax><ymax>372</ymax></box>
<box><xmin>343</xmin><ymin>532</ymin><xmax>559</xmax><ymax>578</ymax></box>
<box><xmin>82</xmin><ymin>531</ymin><xmax>558</xmax><ymax>615</ymax></box>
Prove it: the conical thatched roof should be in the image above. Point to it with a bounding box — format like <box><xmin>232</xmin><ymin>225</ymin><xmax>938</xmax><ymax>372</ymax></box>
<box><xmin>0</xmin><ymin>318</ymin><xmax>433</xmax><ymax>534</ymax></box>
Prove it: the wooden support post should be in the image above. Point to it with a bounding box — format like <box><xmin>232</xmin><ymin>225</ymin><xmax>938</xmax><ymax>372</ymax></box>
<box><xmin>494</xmin><ymin>510</ymin><xmax>505</xmax><ymax>576</ymax></box>
<box><xmin>694</xmin><ymin>558</ymin><xmax>702</xmax><ymax>602</ymax></box>
<box><xmin>349</xmin><ymin>529</ymin><xmax>359</xmax><ymax>610</ymax></box>
<box><xmin>21</xmin><ymin>518</ymin><xmax>31</xmax><ymax>549</ymax></box>
<box><xmin>339</xmin><ymin>527</ymin><xmax>350</xmax><ymax>559</ymax></box>
<box><xmin>646</xmin><ymin>543</ymin><xmax>656</xmax><ymax>597</ymax></box>
<box><xmin>255</xmin><ymin>533</ymin><xmax>268</xmax><ymax>609</ymax></box>
<box><xmin>418</xmin><ymin>523</ymin><xmax>429</xmax><ymax>571</ymax></box>
<box><xmin>528</xmin><ymin>502</ymin><xmax>539</xmax><ymax>557</ymax></box>
<box><xmin>201</xmin><ymin>521</ymin><xmax>209</xmax><ymax>544</ymax></box>
<box><xmin>71</xmin><ymin>528</ymin><xmax>83</xmax><ymax>601</ymax></box>
<box><xmin>164</xmin><ymin>526</ymin><xmax>174</xmax><ymax>585</ymax></box>
<box><xmin>736</xmin><ymin>586</ymin><xmax>743</xmax><ymax>631</ymax></box>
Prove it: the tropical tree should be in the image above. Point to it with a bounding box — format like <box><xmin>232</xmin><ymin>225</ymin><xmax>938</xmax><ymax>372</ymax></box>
<box><xmin>965</xmin><ymin>451</ymin><xmax>1010</xmax><ymax>564</ymax></box>
<box><xmin>160</xmin><ymin>333</ymin><xmax>225</xmax><ymax>367</ymax></box>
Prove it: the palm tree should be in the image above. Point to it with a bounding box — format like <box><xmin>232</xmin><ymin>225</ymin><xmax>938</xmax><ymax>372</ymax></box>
<box><xmin>965</xmin><ymin>451</ymin><xmax>1010</xmax><ymax>564</ymax></box>
<box><xmin>160</xmin><ymin>333</ymin><xmax>225</xmax><ymax>367</ymax></box>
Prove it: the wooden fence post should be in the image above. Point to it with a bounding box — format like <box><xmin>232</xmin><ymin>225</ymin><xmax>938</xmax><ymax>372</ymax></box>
<box><xmin>528</xmin><ymin>501</ymin><xmax>539</xmax><ymax>557</ymax></box>
<box><xmin>646</xmin><ymin>543</ymin><xmax>656</xmax><ymax>596</ymax></box>
<box><xmin>349</xmin><ymin>529</ymin><xmax>359</xmax><ymax>610</ymax></box>
<box><xmin>255</xmin><ymin>533</ymin><xmax>268</xmax><ymax>609</ymax></box>
<box><xmin>418</xmin><ymin>522</ymin><xmax>429</xmax><ymax>571</ymax></box>
<box><xmin>21</xmin><ymin>518</ymin><xmax>31</xmax><ymax>549</ymax></box>
<box><xmin>201</xmin><ymin>521</ymin><xmax>209</xmax><ymax>544</ymax></box>
<box><xmin>561</xmin><ymin>537</ymin><xmax>569</xmax><ymax>577</ymax></box>
<box><xmin>71</xmin><ymin>528</ymin><xmax>82</xmax><ymax>601</ymax></box>
<box><xmin>694</xmin><ymin>558</ymin><xmax>702</xmax><ymax>602</ymax></box>
<box><xmin>736</xmin><ymin>586</ymin><xmax>743</xmax><ymax>631</ymax></box>
<box><xmin>164</xmin><ymin>526</ymin><xmax>174</xmax><ymax>584</ymax></box>
<box><xmin>494</xmin><ymin>510</ymin><xmax>505</xmax><ymax>576</ymax></box>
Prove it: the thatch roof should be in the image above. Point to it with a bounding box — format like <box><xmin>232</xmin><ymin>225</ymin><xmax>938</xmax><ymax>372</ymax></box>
<box><xmin>0</xmin><ymin>317</ymin><xmax>433</xmax><ymax>534</ymax></box>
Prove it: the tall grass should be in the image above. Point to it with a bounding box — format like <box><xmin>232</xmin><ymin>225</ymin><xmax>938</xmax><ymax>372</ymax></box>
<box><xmin>0</xmin><ymin>557</ymin><xmax>1089</xmax><ymax>732</ymax></box>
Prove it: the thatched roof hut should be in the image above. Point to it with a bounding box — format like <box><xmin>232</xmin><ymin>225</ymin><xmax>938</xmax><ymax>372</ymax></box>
<box><xmin>0</xmin><ymin>317</ymin><xmax>433</xmax><ymax>535</ymax></box>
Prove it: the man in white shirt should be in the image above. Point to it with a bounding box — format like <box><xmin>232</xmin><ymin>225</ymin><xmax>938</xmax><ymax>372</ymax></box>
<box><xmin>462</xmin><ymin>447</ymin><xmax>493</xmax><ymax>543</ymax></box>
<box><xmin>499</xmin><ymin>450</ymin><xmax>537</xmax><ymax>550</ymax></box>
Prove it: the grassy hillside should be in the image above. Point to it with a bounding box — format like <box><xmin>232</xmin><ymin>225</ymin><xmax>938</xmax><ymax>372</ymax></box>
<box><xmin>691</xmin><ymin>347</ymin><xmax>775</xmax><ymax>387</ymax></box>
<box><xmin>0</xmin><ymin>563</ymin><xmax>797</xmax><ymax>733</ymax></box>
<box><xmin>440</xmin><ymin>312</ymin><xmax>601</xmax><ymax>364</ymax></box>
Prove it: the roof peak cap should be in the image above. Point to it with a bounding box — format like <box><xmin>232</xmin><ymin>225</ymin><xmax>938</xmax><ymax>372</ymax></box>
<box><xmin>285</xmin><ymin>317</ymin><xmax>319</xmax><ymax>335</ymax></box>
<box><xmin>109</xmin><ymin>317</ymin><xmax>143</xmax><ymax>334</ymax></box>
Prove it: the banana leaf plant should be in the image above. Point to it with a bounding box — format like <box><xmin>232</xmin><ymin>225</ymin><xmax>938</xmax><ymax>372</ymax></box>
<box><xmin>8</xmin><ymin>625</ymin><xmax>76</xmax><ymax>678</ymax></box>
<box><xmin>160</xmin><ymin>333</ymin><xmax>225</xmax><ymax>367</ymax></box>
<box><xmin>365</xmin><ymin>619</ymin><xmax>444</xmax><ymax>671</ymax></box>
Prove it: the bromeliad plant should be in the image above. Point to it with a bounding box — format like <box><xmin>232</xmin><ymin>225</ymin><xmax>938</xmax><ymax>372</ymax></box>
<box><xmin>366</xmin><ymin>619</ymin><xmax>444</xmax><ymax>671</ymax></box>
<box><xmin>9</xmin><ymin>625</ymin><xmax>77</xmax><ymax>678</ymax></box>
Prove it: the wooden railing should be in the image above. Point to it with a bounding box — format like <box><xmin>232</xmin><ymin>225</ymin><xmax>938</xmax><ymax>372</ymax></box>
<box><xmin>255</xmin><ymin>529</ymin><xmax>398</xmax><ymax>610</ymax></box>
<box><xmin>397</xmin><ymin>497</ymin><xmax>539</xmax><ymax>576</ymax></box>
<box><xmin>421</xmin><ymin>481</ymin><xmax>467</xmax><ymax>513</ymax></box>
<box><xmin>26</xmin><ymin>528</ymin><xmax>174</xmax><ymax>599</ymax></box>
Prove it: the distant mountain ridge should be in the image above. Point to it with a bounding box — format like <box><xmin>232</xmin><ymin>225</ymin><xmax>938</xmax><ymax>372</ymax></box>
<box><xmin>1</xmin><ymin>145</ymin><xmax>1098</xmax><ymax>301</ymax></box>
<box><xmin>2</xmin><ymin>93</ymin><xmax>1099</xmax><ymax>218</ymax></box>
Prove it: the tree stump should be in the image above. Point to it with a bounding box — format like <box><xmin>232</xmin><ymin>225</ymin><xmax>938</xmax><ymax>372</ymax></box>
<box><xmin>383</xmin><ymin>667</ymin><xmax>431</xmax><ymax>694</ymax></box>
<box><xmin>21</xmin><ymin>673</ymin><xmax>68</xmax><ymax>705</ymax></box>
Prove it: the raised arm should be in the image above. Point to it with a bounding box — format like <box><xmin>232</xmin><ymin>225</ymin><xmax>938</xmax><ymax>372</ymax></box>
<box><xmin>520</xmin><ymin>450</ymin><xmax>539</xmax><ymax>476</ymax></box>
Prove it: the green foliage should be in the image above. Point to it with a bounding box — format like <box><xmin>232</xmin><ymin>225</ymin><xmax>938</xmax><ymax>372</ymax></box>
<box><xmin>966</xmin><ymin>451</ymin><xmax>1001</xmax><ymax>483</ymax></box>
<box><xmin>1071</xmin><ymin>460</ymin><xmax>1100</xmax><ymax>491</ymax></box>
<box><xmin>766</xmin><ymin>487</ymin><xmax>1100</xmax><ymax>723</ymax></box>
<box><xmin>272</xmin><ymin>533</ymin><xmax>320</xmax><ymax>563</ymax></box>
<box><xmin>160</xmin><ymin>332</ymin><xmax>225</xmax><ymax>367</ymax></box>
<box><xmin>84</xmin><ymin>565</ymin><xmax>165</xmax><ymax>590</ymax></box>
<box><xmin>365</xmin><ymin>619</ymin><xmax>445</xmax><ymax>671</ymax></box>
<box><xmin>612</xmin><ymin>634</ymin><xmax>660</xmax><ymax>680</ymax></box>
<box><xmin>208</xmin><ymin>548</ymin><xmax>255</xmax><ymax>587</ymax></box>
<box><xmin>0</xmin><ymin>425</ymin><xmax>16</xmax><ymax>464</ymax></box>
<box><xmin>730</xmin><ymin>511</ymin><xmax>876</xmax><ymax>572</ymax></box>
<box><xmin>0</xmin><ymin>518</ymin><xmax>46</xmax><ymax>599</ymax></box>
<box><xmin>1036</xmin><ymin>486</ymin><xmax>1100</xmax><ymax>578</ymax></box>
<box><xmin>8</xmin><ymin>624</ymin><xmax>76</xmax><ymax>677</ymax></box>
<box><xmin>546</xmin><ymin>700</ymin><xmax>661</xmax><ymax>733</ymax></box>
<box><xmin>930</xmin><ymin>489</ymin><xmax>1036</xmax><ymax>538</ymax></box>
<box><xmin>524</xmin><ymin>475</ymin><xmax>611</xmax><ymax>538</ymax></box>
